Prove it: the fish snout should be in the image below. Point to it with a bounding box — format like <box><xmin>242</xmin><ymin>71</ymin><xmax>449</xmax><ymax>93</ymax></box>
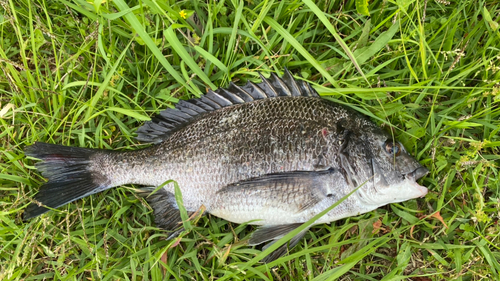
<box><xmin>406</xmin><ymin>166</ymin><xmax>429</xmax><ymax>197</ymax></box>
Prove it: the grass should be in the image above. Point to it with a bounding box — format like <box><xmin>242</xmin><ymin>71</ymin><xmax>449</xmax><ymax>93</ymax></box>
<box><xmin>1</xmin><ymin>0</ymin><xmax>500</xmax><ymax>279</ymax></box>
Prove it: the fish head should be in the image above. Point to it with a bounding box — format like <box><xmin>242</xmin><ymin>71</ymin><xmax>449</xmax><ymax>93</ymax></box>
<box><xmin>341</xmin><ymin>126</ymin><xmax>429</xmax><ymax>207</ymax></box>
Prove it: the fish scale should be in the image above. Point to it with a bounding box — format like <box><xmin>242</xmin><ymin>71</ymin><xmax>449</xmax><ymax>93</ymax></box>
<box><xmin>24</xmin><ymin>69</ymin><xmax>428</xmax><ymax>262</ymax></box>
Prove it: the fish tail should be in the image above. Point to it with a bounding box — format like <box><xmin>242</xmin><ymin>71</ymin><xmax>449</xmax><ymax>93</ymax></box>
<box><xmin>24</xmin><ymin>142</ymin><xmax>112</xmax><ymax>220</ymax></box>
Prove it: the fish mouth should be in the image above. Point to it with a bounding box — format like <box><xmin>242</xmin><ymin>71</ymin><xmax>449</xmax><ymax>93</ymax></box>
<box><xmin>405</xmin><ymin>167</ymin><xmax>429</xmax><ymax>197</ymax></box>
<box><xmin>371</xmin><ymin>160</ymin><xmax>429</xmax><ymax>197</ymax></box>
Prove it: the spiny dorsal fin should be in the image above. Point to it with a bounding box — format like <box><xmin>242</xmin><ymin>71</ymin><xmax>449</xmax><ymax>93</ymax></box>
<box><xmin>136</xmin><ymin>68</ymin><xmax>320</xmax><ymax>143</ymax></box>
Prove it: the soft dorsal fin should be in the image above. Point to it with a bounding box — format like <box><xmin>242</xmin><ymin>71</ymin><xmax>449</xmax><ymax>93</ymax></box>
<box><xmin>135</xmin><ymin>68</ymin><xmax>319</xmax><ymax>143</ymax></box>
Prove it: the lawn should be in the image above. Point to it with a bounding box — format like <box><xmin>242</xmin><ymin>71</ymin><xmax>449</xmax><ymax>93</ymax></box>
<box><xmin>1</xmin><ymin>0</ymin><xmax>500</xmax><ymax>280</ymax></box>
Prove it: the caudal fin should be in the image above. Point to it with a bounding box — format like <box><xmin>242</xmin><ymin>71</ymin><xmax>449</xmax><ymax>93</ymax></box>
<box><xmin>24</xmin><ymin>142</ymin><xmax>111</xmax><ymax>219</ymax></box>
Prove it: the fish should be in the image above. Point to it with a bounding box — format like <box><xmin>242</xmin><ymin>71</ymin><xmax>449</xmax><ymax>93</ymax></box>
<box><xmin>24</xmin><ymin>69</ymin><xmax>428</xmax><ymax>262</ymax></box>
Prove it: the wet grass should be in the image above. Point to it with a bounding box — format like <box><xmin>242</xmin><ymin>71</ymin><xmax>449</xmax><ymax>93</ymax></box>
<box><xmin>1</xmin><ymin>0</ymin><xmax>500</xmax><ymax>280</ymax></box>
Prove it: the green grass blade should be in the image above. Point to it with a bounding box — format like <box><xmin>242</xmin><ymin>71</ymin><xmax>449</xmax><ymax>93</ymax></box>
<box><xmin>354</xmin><ymin>22</ymin><xmax>399</xmax><ymax>65</ymax></box>
<box><xmin>301</xmin><ymin>0</ymin><xmax>369</xmax><ymax>84</ymax></box>
<box><xmin>112</xmin><ymin>0</ymin><xmax>198</xmax><ymax>95</ymax></box>
<box><xmin>165</xmin><ymin>27</ymin><xmax>216</xmax><ymax>90</ymax></box>
<box><xmin>263</xmin><ymin>16</ymin><xmax>340</xmax><ymax>89</ymax></box>
<box><xmin>193</xmin><ymin>46</ymin><xmax>228</xmax><ymax>74</ymax></box>
<box><xmin>84</xmin><ymin>39</ymin><xmax>132</xmax><ymax>120</ymax></box>
<box><xmin>224</xmin><ymin>0</ymin><xmax>244</xmax><ymax>67</ymax></box>
<box><xmin>356</xmin><ymin>0</ymin><xmax>370</xmax><ymax>16</ymax></box>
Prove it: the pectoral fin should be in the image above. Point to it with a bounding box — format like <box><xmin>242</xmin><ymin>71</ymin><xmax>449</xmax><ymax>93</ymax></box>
<box><xmin>228</xmin><ymin>170</ymin><xmax>329</xmax><ymax>212</ymax></box>
<box><xmin>212</xmin><ymin>169</ymin><xmax>341</xmax><ymax>222</ymax></box>
<box><xmin>211</xmin><ymin>169</ymin><xmax>343</xmax><ymax>225</ymax></box>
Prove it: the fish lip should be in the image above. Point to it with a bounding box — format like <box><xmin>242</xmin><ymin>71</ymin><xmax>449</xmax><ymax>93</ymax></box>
<box><xmin>409</xmin><ymin>166</ymin><xmax>429</xmax><ymax>180</ymax></box>
<box><xmin>405</xmin><ymin>167</ymin><xmax>429</xmax><ymax>198</ymax></box>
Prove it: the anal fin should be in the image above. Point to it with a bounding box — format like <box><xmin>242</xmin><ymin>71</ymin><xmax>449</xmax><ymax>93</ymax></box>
<box><xmin>139</xmin><ymin>188</ymin><xmax>194</xmax><ymax>239</ymax></box>
<box><xmin>249</xmin><ymin>223</ymin><xmax>310</xmax><ymax>262</ymax></box>
<box><xmin>249</xmin><ymin>223</ymin><xmax>303</xmax><ymax>245</ymax></box>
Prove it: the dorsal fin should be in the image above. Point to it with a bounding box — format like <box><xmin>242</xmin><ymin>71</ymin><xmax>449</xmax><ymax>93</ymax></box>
<box><xmin>135</xmin><ymin>68</ymin><xmax>320</xmax><ymax>143</ymax></box>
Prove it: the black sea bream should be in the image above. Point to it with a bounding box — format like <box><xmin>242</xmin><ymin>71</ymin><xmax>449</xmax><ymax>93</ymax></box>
<box><xmin>24</xmin><ymin>69</ymin><xmax>428</xmax><ymax>261</ymax></box>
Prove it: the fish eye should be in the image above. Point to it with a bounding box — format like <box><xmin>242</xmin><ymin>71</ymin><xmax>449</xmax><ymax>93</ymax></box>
<box><xmin>384</xmin><ymin>140</ymin><xmax>401</xmax><ymax>156</ymax></box>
